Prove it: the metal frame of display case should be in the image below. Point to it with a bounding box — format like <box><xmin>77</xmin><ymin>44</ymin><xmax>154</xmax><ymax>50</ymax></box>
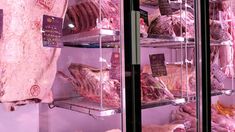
<box><xmin>195</xmin><ymin>0</ymin><xmax>211</xmax><ymax>131</ymax></box>
<box><xmin>123</xmin><ymin>0</ymin><xmax>141</xmax><ymax>132</ymax></box>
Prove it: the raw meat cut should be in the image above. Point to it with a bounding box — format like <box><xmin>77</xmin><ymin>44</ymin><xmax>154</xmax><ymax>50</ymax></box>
<box><xmin>0</xmin><ymin>0</ymin><xmax>68</xmax><ymax>110</ymax></box>
<box><xmin>142</xmin><ymin>64</ymin><xmax>196</xmax><ymax>96</ymax></box>
<box><xmin>210</xmin><ymin>20</ymin><xmax>232</xmax><ymax>41</ymax></box>
<box><xmin>106</xmin><ymin>124</ymin><xmax>186</xmax><ymax>132</ymax></box>
<box><xmin>140</xmin><ymin>0</ymin><xmax>158</xmax><ymax>6</ymax></box>
<box><xmin>170</xmin><ymin>0</ymin><xmax>194</xmax><ymax>14</ymax></box>
<box><xmin>141</xmin><ymin>73</ymin><xmax>174</xmax><ymax>103</ymax></box>
<box><xmin>63</xmin><ymin>0</ymin><xmax>120</xmax><ymax>35</ymax></box>
<box><xmin>58</xmin><ymin>63</ymin><xmax>121</xmax><ymax>107</ymax></box>
<box><xmin>209</xmin><ymin>0</ymin><xmax>235</xmax><ymax>77</ymax></box>
<box><xmin>58</xmin><ymin>63</ymin><xmax>175</xmax><ymax>106</ymax></box>
<box><xmin>209</xmin><ymin>0</ymin><xmax>232</xmax><ymax>21</ymax></box>
<box><xmin>171</xmin><ymin>102</ymin><xmax>235</xmax><ymax>131</ymax></box>
<box><xmin>148</xmin><ymin>10</ymin><xmax>195</xmax><ymax>37</ymax></box>
<box><xmin>142</xmin><ymin>124</ymin><xmax>185</xmax><ymax>132</ymax></box>
<box><xmin>105</xmin><ymin>129</ymin><xmax>121</xmax><ymax>132</ymax></box>
<box><xmin>170</xmin><ymin>103</ymin><xmax>197</xmax><ymax>131</ymax></box>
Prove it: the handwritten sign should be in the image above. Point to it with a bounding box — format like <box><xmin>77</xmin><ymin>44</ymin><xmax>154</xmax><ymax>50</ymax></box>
<box><xmin>149</xmin><ymin>54</ymin><xmax>167</xmax><ymax>77</ymax></box>
<box><xmin>0</xmin><ymin>9</ymin><xmax>3</xmax><ymax>39</ymax></box>
<box><xmin>42</xmin><ymin>15</ymin><xmax>63</xmax><ymax>48</ymax></box>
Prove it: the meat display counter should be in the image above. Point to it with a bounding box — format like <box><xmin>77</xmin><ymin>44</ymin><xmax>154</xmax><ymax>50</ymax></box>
<box><xmin>47</xmin><ymin>0</ymin><xmax>235</xmax><ymax>131</ymax></box>
<box><xmin>1</xmin><ymin>0</ymin><xmax>235</xmax><ymax>131</ymax></box>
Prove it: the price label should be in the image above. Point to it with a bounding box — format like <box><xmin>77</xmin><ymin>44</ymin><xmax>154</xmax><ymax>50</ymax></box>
<box><xmin>211</xmin><ymin>64</ymin><xmax>227</xmax><ymax>83</ymax></box>
<box><xmin>149</xmin><ymin>54</ymin><xmax>167</xmax><ymax>77</ymax></box>
<box><xmin>0</xmin><ymin>9</ymin><xmax>3</xmax><ymax>39</ymax></box>
<box><xmin>42</xmin><ymin>15</ymin><xmax>63</xmax><ymax>48</ymax></box>
<box><xmin>158</xmin><ymin>0</ymin><xmax>173</xmax><ymax>15</ymax></box>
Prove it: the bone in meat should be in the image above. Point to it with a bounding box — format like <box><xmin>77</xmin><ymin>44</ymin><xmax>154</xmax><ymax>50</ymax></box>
<box><xmin>60</xmin><ymin>63</ymin><xmax>121</xmax><ymax>107</ymax></box>
<box><xmin>0</xmin><ymin>0</ymin><xmax>68</xmax><ymax>110</ymax></box>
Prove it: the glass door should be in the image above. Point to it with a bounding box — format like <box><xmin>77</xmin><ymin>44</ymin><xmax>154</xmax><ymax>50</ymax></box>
<box><xmin>137</xmin><ymin>0</ymin><xmax>201</xmax><ymax>131</ymax></box>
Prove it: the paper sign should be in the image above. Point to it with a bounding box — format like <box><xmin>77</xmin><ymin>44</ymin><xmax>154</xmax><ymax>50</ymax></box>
<box><xmin>42</xmin><ymin>15</ymin><xmax>63</xmax><ymax>48</ymax></box>
<box><xmin>211</xmin><ymin>64</ymin><xmax>227</xmax><ymax>83</ymax></box>
<box><xmin>0</xmin><ymin>9</ymin><xmax>3</xmax><ymax>39</ymax></box>
<box><xmin>149</xmin><ymin>54</ymin><xmax>167</xmax><ymax>77</ymax></box>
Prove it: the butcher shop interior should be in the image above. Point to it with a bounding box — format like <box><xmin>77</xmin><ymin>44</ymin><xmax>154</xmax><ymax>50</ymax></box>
<box><xmin>0</xmin><ymin>0</ymin><xmax>235</xmax><ymax>131</ymax></box>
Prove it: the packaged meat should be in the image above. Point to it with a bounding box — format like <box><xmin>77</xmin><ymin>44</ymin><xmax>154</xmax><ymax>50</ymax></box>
<box><xmin>0</xmin><ymin>0</ymin><xmax>68</xmax><ymax>110</ymax></box>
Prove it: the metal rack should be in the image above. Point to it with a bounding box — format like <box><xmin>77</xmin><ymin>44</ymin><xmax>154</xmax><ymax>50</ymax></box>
<box><xmin>62</xmin><ymin>29</ymin><xmax>232</xmax><ymax>48</ymax></box>
<box><xmin>51</xmin><ymin>89</ymin><xmax>234</xmax><ymax>116</ymax></box>
<box><xmin>52</xmin><ymin>96</ymin><xmax>120</xmax><ymax>117</ymax></box>
<box><xmin>55</xmin><ymin>30</ymin><xmax>234</xmax><ymax>116</ymax></box>
<box><xmin>62</xmin><ymin>29</ymin><xmax>120</xmax><ymax>48</ymax></box>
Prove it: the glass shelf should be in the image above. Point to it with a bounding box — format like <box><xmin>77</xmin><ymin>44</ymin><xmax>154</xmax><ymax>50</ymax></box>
<box><xmin>51</xmin><ymin>89</ymin><xmax>233</xmax><ymax>116</ymax></box>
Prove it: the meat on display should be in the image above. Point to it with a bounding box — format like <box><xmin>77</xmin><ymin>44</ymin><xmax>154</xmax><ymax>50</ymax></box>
<box><xmin>0</xmin><ymin>0</ymin><xmax>68</xmax><ymax>110</ymax></box>
<box><xmin>58</xmin><ymin>63</ymin><xmax>175</xmax><ymax>107</ymax></box>
<box><xmin>63</xmin><ymin>0</ymin><xmax>120</xmax><ymax>35</ymax></box>
<box><xmin>171</xmin><ymin>102</ymin><xmax>235</xmax><ymax>131</ymax></box>
<box><xmin>146</xmin><ymin>0</ymin><xmax>235</xmax><ymax>77</ymax></box>
<box><xmin>147</xmin><ymin>10</ymin><xmax>195</xmax><ymax>38</ymax></box>
<box><xmin>58</xmin><ymin>63</ymin><xmax>121</xmax><ymax>108</ymax></box>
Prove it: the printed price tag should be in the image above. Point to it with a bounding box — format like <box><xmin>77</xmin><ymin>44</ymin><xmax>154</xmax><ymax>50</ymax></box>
<box><xmin>149</xmin><ymin>54</ymin><xmax>167</xmax><ymax>77</ymax></box>
<box><xmin>42</xmin><ymin>15</ymin><xmax>63</xmax><ymax>48</ymax></box>
<box><xmin>0</xmin><ymin>9</ymin><xmax>3</xmax><ymax>39</ymax></box>
<box><xmin>211</xmin><ymin>64</ymin><xmax>227</xmax><ymax>83</ymax></box>
<box><xmin>158</xmin><ymin>0</ymin><xmax>173</xmax><ymax>15</ymax></box>
<box><xmin>140</xmin><ymin>9</ymin><xmax>149</xmax><ymax>26</ymax></box>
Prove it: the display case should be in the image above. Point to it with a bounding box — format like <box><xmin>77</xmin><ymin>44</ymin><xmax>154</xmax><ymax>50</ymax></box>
<box><xmin>45</xmin><ymin>0</ymin><xmax>234</xmax><ymax>132</ymax></box>
<box><xmin>1</xmin><ymin>0</ymin><xmax>235</xmax><ymax>131</ymax></box>
<box><xmin>45</xmin><ymin>0</ymin><xmax>124</xmax><ymax>131</ymax></box>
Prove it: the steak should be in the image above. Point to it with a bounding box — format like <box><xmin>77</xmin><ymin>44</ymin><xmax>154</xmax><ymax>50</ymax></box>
<box><xmin>0</xmin><ymin>0</ymin><xmax>68</xmax><ymax>110</ymax></box>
